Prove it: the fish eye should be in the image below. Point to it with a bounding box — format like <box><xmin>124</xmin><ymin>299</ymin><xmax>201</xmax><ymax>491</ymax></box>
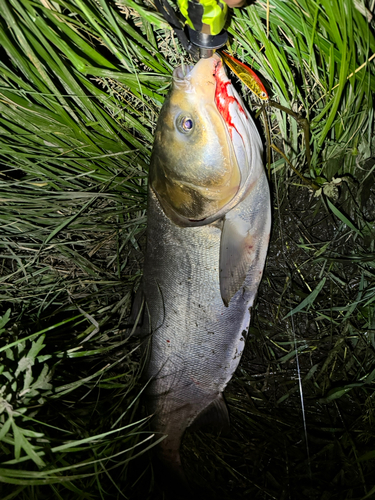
<box><xmin>176</xmin><ymin>115</ymin><xmax>194</xmax><ymax>134</ymax></box>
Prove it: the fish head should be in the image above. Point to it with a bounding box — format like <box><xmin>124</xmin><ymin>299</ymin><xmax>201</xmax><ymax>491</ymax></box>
<box><xmin>150</xmin><ymin>54</ymin><xmax>251</xmax><ymax>225</ymax></box>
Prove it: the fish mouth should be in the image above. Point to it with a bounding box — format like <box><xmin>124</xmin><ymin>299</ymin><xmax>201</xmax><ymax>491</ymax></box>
<box><xmin>172</xmin><ymin>53</ymin><xmax>222</xmax><ymax>87</ymax></box>
<box><xmin>172</xmin><ymin>54</ymin><xmax>228</xmax><ymax>90</ymax></box>
<box><xmin>173</xmin><ymin>64</ymin><xmax>194</xmax><ymax>81</ymax></box>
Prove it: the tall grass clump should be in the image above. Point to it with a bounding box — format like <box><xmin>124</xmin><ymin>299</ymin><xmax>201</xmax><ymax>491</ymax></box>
<box><xmin>0</xmin><ymin>0</ymin><xmax>374</xmax><ymax>498</ymax></box>
<box><xmin>0</xmin><ymin>0</ymin><xmax>172</xmax><ymax>497</ymax></box>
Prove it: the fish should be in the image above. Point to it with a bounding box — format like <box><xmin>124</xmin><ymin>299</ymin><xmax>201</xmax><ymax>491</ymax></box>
<box><xmin>142</xmin><ymin>53</ymin><xmax>271</xmax><ymax>480</ymax></box>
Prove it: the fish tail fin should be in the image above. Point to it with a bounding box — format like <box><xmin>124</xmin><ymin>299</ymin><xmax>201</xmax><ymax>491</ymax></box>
<box><xmin>156</xmin><ymin>436</ymin><xmax>193</xmax><ymax>499</ymax></box>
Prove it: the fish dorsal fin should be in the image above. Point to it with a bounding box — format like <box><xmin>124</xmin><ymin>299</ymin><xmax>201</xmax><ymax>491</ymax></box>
<box><xmin>220</xmin><ymin>210</ymin><xmax>258</xmax><ymax>307</ymax></box>
<box><xmin>189</xmin><ymin>393</ymin><xmax>230</xmax><ymax>433</ymax></box>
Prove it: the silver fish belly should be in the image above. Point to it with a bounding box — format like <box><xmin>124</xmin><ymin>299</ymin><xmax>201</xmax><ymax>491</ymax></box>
<box><xmin>142</xmin><ymin>54</ymin><xmax>271</xmax><ymax>472</ymax></box>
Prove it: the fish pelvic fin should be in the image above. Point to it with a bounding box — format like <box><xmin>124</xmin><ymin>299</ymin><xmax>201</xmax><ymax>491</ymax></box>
<box><xmin>189</xmin><ymin>393</ymin><xmax>230</xmax><ymax>434</ymax></box>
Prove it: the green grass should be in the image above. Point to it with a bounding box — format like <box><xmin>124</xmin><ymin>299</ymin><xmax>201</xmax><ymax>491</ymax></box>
<box><xmin>0</xmin><ymin>0</ymin><xmax>374</xmax><ymax>498</ymax></box>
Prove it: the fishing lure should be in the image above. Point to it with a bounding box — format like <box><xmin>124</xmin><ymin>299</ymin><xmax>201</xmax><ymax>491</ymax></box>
<box><xmin>221</xmin><ymin>51</ymin><xmax>268</xmax><ymax>100</ymax></box>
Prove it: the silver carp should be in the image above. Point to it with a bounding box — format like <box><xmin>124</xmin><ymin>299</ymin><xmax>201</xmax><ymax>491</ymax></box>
<box><xmin>142</xmin><ymin>54</ymin><xmax>271</xmax><ymax>475</ymax></box>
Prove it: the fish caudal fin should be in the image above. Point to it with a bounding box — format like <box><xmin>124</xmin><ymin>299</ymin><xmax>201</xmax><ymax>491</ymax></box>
<box><xmin>155</xmin><ymin>435</ymin><xmax>193</xmax><ymax>500</ymax></box>
<box><xmin>155</xmin><ymin>394</ymin><xmax>230</xmax><ymax>499</ymax></box>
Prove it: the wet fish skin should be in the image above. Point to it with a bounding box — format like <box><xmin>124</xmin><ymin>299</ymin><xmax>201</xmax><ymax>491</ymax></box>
<box><xmin>143</xmin><ymin>54</ymin><xmax>271</xmax><ymax>474</ymax></box>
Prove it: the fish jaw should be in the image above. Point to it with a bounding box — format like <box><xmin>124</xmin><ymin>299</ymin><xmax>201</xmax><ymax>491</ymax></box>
<box><xmin>150</xmin><ymin>55</ymin><xmax>242</xmax><ymax>224</ymax></box>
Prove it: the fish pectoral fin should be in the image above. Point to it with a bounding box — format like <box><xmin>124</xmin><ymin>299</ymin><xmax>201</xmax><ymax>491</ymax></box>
<box><xmin>220</xmin><ymin>211</ymin><xmax>258</xmax><ymax>306</ymax></box>
<box><xmin>189</xmin><ymin>393</ymin><xmax>230</xmax><ymax>434</ymax></box>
